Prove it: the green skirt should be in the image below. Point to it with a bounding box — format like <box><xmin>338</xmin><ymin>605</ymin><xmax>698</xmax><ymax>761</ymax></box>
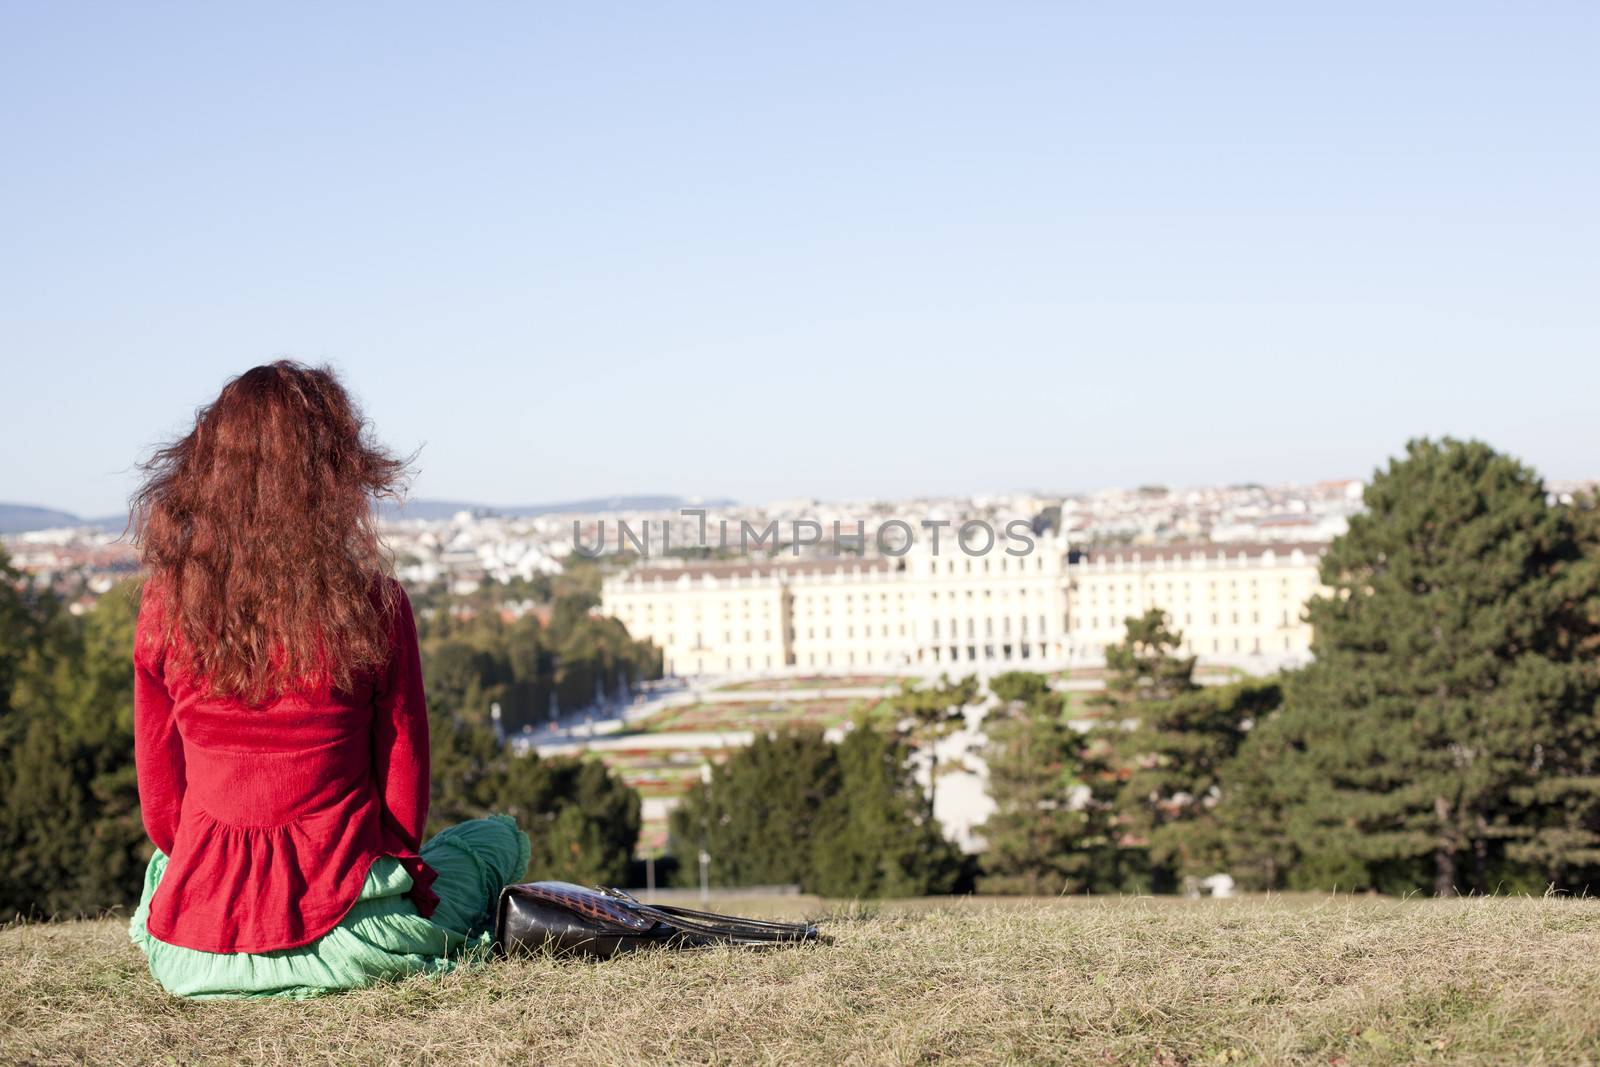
<box><xmin>128</xmin><ymin>814</ymin><xmax>531</xmax><ymax>1000</ymax></box>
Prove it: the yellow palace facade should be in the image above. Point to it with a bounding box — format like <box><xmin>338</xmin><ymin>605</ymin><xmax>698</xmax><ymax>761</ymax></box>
<box><xmin>601</xmin><ymin>540</ymin><xmax>1327</xmax><ymax>677</ymax></box>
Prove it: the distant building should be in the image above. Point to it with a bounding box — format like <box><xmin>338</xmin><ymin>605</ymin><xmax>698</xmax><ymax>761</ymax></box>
<box><xmin>601</xmin><ymin>539</ymin><xmax>1327</xmax><ymax>676</ymax></box>
<box><xmin>1066</xmin><ymin>542</ymin><xmax>1325</xmax><ymax>663</ymax></box>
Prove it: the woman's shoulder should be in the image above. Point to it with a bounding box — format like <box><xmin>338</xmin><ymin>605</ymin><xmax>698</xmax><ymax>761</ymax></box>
<box><xmin>367</xmin><ymin>573</ymin><xmax>415</xmax><ymax>631</ymax></box>
<box><xmin>369</xmin><ymin>572</ymin><xmax>409</xmax><ymax>605</ymax></box>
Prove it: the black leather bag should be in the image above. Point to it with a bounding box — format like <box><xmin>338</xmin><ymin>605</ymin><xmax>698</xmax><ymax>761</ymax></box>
<box><xmin>494</xmin><ymin>881</ymin><xmax>823</xmax><ymax>960</ymax></box>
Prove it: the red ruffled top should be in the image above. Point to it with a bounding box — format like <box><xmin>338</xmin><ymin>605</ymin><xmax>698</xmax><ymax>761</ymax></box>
<box><xmin>133</xmin><ymin>578</ymin><xmax>439</xmax><ymax>954</ymax></box>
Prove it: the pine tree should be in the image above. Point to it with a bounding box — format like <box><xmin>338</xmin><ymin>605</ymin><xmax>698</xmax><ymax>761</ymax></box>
<box><xmin>1281</xmin><ymin>438</ymin><xmax>1600</xmax><ymax>895</ymax></box>
<box><xmin>416</xmin><ymin>591</ymin><xmax>660</xmax><ymax>734</ymax></box>
<box><xmin>1208</xmin><ymin>710</ymin><xmax>1304</xmax><ymax>890</ymax></box>
<box><xmin>426</xmin><ymin>703</ymin><xmax>642</xmax><ymax>883</ymax></box>
<box><xmin>809</xmin><ymin>724</ymin><xmax>961</xmax><ymax>898</ymax></box>
<box><xmin>0</xmin><ymin>578</ymin><xmax>145</xmax><ymax>917</ymax></box>
<box><xmin>502</xmin><ymin>755</ymin><xmax>640</xmax><ymax>885</ymax></box>
<box><xmin>1501</xmin><ymin>491</ymin><xmax>1600</xmax><ymax>892</ymax></box>
<box><xmin>426</xmin><ymin>702</ymin><xmax>508</xmax><ymax>832</ymax></box>
<box><xmin>668</xmin><ymin>730</ymin><xmax>841</xmax><ymax>889</ymax></box>
<box><xmin>1118</xmin><ymin>680</ymin><xmax>1282</xmax><ymax>890</ymax></box>
<box><xmin>977</xmin><ymin>671</ymin><xmax>1111</xmax><ymax>894</ymax></box>
<box><xmin>1096</xmin><ymin>609</ymin><xmax>1198</xmax><ymax>709</ymax></box>
<box><xmin>0</xmin><ymin>546</ymin><xmax>32</xmax><ymax>712</ymax></box>
<box><xmin>989</xmin><ymin>670</ymin><xmax>1052</xmax><ymax>708</ymax></box>
<box><xmin>669</xmin><ymin>725</ymin><xmax>964</xmax><ymax>896</ymax></box>
<box><xmin>1082</xmin><ymin>612</ymin><xmax>1205</xmax><ymax>892</ymax></box>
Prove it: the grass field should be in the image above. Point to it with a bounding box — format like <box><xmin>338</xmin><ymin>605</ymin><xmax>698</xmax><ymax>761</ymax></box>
<box><xmin>6</xmin><ymin>895</ymin><xmax>1600</xmax><ymax>1066</ymax></box>
<box><xmin>714</xmin><ymin>675</ymin><xmax>917</xmax><ymax>692</ymax></box>
<box><xmin>629</xmin><ymin>697</ymin><xmax>896</xmax><ymax>734</ymax></box>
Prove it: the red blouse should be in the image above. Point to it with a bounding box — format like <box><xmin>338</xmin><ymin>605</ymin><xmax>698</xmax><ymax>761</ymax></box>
<box><xmin>133</xmin><ymin>578</ymin><xmax>439</xmax><ymax>954</ymax></box>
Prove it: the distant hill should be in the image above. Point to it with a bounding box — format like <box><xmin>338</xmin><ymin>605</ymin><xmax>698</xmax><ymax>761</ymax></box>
<box><xmin>0</xmin><ymin>504</ymin><xmax>124</xmax><ymax>534</ymax></box>
<box><xmin>381</xmin><ymin>495</ymin><xmax>735</xmax><ymax>521</ymax></box>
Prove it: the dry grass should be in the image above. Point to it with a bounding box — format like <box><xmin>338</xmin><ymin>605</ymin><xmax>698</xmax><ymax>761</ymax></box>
<box><xmin>5</xmin><ymin>894</ymin><xmax>1600</xmax><ymax>1066</ymax></box>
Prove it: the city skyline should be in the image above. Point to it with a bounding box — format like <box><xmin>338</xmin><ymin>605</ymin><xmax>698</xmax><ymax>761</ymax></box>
<box><xmin>3</xmin><ymin>442</ymin><xmax>1596</xmax><ymax>523</ymax></box>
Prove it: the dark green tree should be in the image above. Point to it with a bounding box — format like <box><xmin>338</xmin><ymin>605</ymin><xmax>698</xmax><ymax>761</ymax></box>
<box><xmin>502</xmin><ymin>755</ymin><xmax>640</xmax><ymax>886</ymax></box>
<box><xmin>1118</xmin><ymin>680</ymin><xmax>1282</xmax><ymax>889</ymax></box>
<box><xmin>0</xmin><ymin>546</ymin><xmax>36</xmax><ymax>885</ymax></box>
<box><xmin>668</xmin><ymin>730</ymin><xmax>841</xmax><ymax>889</ymax></box>
<box><xmin>0</xmin><ymin>577</ymin><xmax>145</xmax><ymax>917</ymax></box>
<box><xmin>1279</xmin><ymin>438</ymin><xmax>1600</xmax><ymax>896</ymax></box>
<box><xmin>426</xmin><ymin>702</ymin><xmax>511</xmax><ymax>831</ymax></box>
<box><xmin>423</xmin><ymin>639</ymin><xmax>503</xmax><ymax>724</ymax></box>
<box><xmin>417</xmin><ymin>592</ymin><xmax>660</xmax><ymax>734</ymax></box>
<box><xmin>0</xmin><ymin>547</ymin><xmax>34</xmax><ymax>711</ymax></box>
<box><xmin>977</xmin><ymin>672</ymin><xmax>1109</xmax><ymax>894</ymax></box>
<box><xmin>426</xmin><ymin>700</ymin><xmax>642</xmax><ymax>884</ymax></box>
<box><xmin>809</xmin><ymin>724</ymin><xmax>962</xmax><ymax>898</ymax></box>
<box><xmin>1076</xmin><ymin>612</ymin><xmax>1205</xmax><ymax>892</ymax></box>
<box><xmin>1095</xmin><ymin>608</ymin><xmax>1198</xmax><ymax>709</ymax></box>
<box><xmin>669</xmin><ymin>725</ymin><xmax>962</xmax><ymax>897</ymax></box>
<box><xmin>1505</xmin><ymin>491</ymin><xmax>1600</xmax><ymax>892</ymax></box>
<box><xmin>1207</xmin><ymin>708</ymin><xmax>1305</xmax><ymax>891</ymax></box>
<box><xmin>988</xmin><ymin>670</ymin><xmax>1053</xmax><ymax>708</ymax></box>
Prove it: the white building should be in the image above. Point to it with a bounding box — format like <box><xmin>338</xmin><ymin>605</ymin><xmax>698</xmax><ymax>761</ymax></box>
<box><xmin>602</xmin><ymin>539</ymin><xmax>1327</xmax><ymax>676</ymax></box>
<box><xmin>1065</xmin><ymin>542</ymin><xmax>1325</xmax><ymax>664</ymax></box>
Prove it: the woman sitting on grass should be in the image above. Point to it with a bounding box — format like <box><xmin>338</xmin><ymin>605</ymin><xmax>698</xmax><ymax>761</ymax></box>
<box><xmin>127</xmin><ymin>361</ymin><xmax>528</xmax><ymax>999</ymax></box>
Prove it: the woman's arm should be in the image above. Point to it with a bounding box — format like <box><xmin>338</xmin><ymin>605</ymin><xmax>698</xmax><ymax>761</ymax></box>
<box><xmin>373</xmin><ymin>582</ymin><xmax>430</xmax><ymax>852</ymax></box>
<box><xmin>133</xmin><ymin>595</ymin><xmax>185</xmax><ymax>855</ymax></box>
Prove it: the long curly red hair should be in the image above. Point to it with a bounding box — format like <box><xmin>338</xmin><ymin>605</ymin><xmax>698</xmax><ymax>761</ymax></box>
<box><xmin>133</xmin><ymin>361</ymin><xmax>410</xmax><ymax>703</ymax></box>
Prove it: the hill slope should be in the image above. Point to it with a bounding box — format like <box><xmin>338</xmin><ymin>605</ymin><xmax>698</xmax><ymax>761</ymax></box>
<box><xmin>0</xmin><ymin>503</ymin><xmax>91</xmax><ymax>534</ymax></box>
<box><xmin>381</xmin><ymin>495</ymin><xmax>734</xmax><ymax>522</ymax></box>
<box><xmin>6</xmin><ymin>894</ymin><xmax>1598</xmax><ymax>1065</ymax></box>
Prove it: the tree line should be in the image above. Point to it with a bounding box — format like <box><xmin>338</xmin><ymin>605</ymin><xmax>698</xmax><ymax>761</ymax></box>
<box><xmin>411</xmin><ymin>563</ymin><xmax>662</xmax><ymax>735</ymax></box>
<box><xmin>668</xmin><ymin>724</ymin><xmax>968</xmax><ymax>897</ymax></box>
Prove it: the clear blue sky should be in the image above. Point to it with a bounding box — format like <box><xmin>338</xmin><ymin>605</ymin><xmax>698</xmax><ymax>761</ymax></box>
<box><xmin>3</xmin><ymin>3</ymin><xmax>1596</xmax><ymax>516</ymax></box>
